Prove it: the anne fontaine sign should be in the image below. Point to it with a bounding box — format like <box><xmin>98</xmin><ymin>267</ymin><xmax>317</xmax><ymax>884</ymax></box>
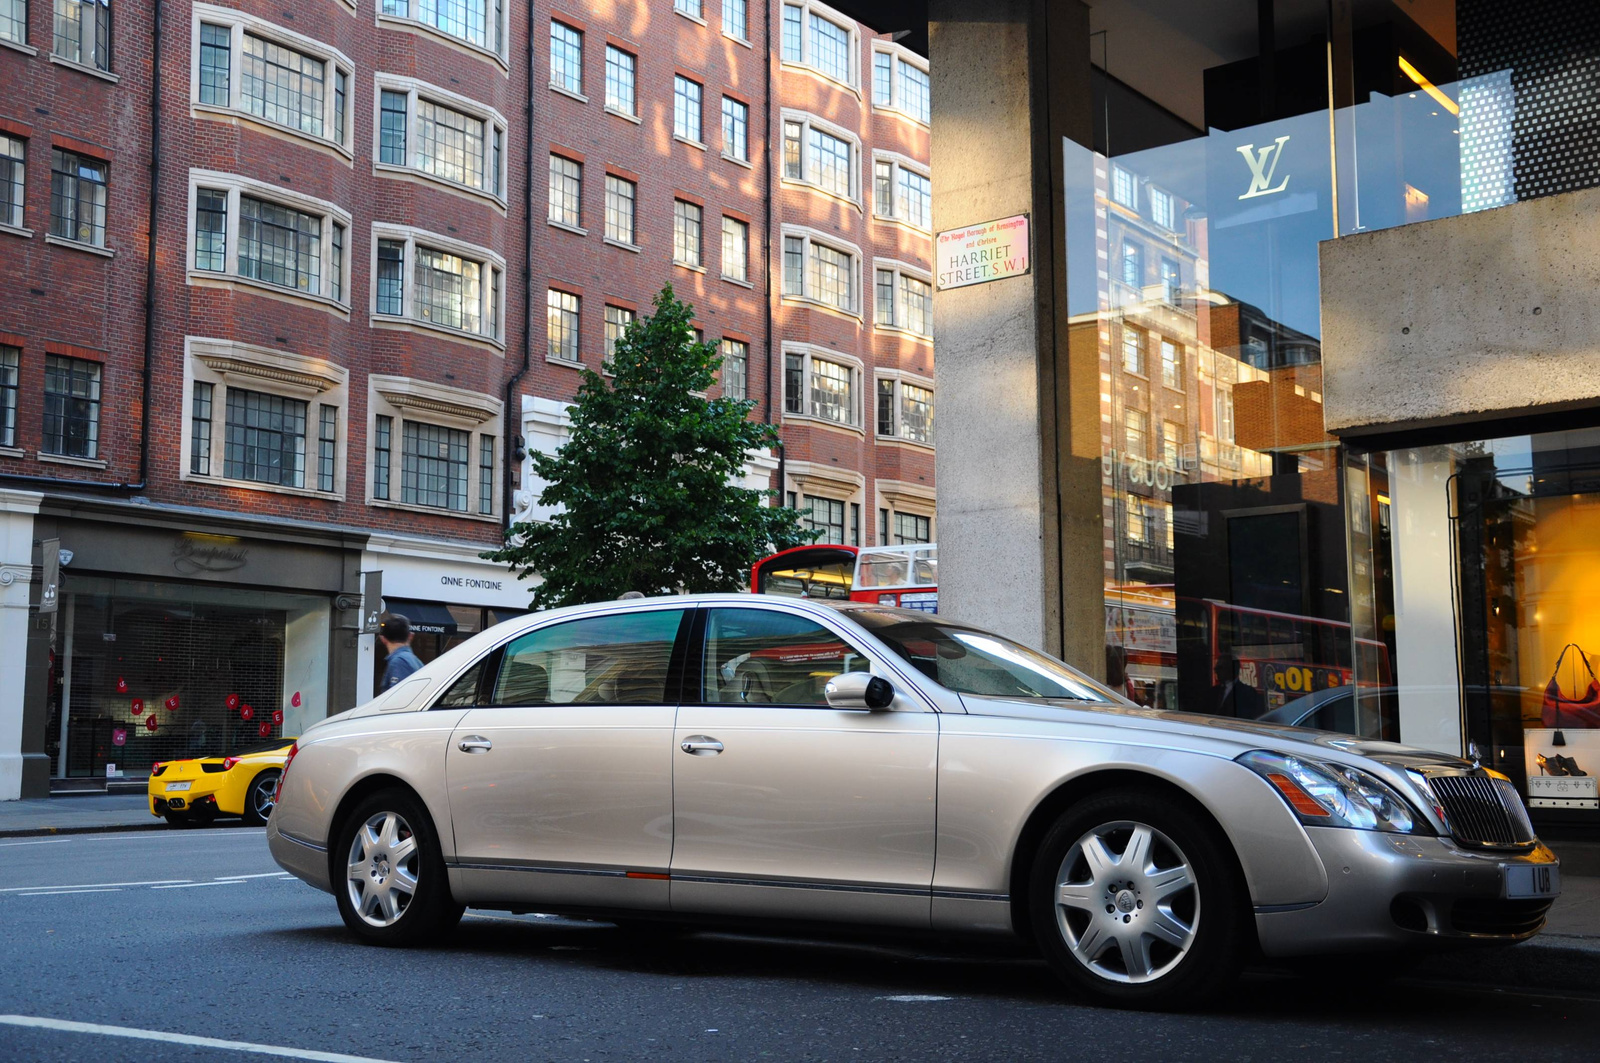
<box><xmin>935</xmin><ymin>214</ymin><xmax>1030</xmax><ymax>291</ymax></box>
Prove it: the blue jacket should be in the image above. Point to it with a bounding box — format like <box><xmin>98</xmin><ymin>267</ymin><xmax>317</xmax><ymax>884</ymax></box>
<box><xmin>382</xmin><ymin>645</ymin><xmax>424</xmax><ymax>691</ymax></box>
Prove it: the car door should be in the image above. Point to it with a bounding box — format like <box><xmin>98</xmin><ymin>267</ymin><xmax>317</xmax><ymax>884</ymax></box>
<box><xmin>670</xmin><ymin>605</ymin><xmax>938</xmax><ymax>928</ymax></box>
<box><xmin>444</xmin><ymin>605</ymin><xmax>689</xmax><ymax>911</ymax></box>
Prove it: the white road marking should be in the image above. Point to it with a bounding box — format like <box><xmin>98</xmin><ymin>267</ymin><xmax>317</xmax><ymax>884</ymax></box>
<box><xmin>0</xmin><ymin>1015</ymin><xmax>402</xmax><ymax>1063</ymax></box>
<box><xmin>18</xmin><ymin>888</ymin><xmax>123</xmax><ymax>897</ymax></box>
<box><xmin>0</xmin><ymin>879</ymin><xmax>189</xmax><ymax>893</ymax></box>
<box><xmin>877</xmin><ymin>995</ymin><xmax>952</xmax><ymax>1002</ymax></box>
<box><xmin>150</xmin><ymin>880</ymin><xmax>246</xmax><ymax>890</ymax></box>
<box><xmin>0</xmin><ymin>839</ymin><xmax>74</xmax><ymax>848</ymax></box>
<box><xmin>216</xmin><ymin>872</ymin><xmax>293</xmax><ymax>880</ymax></box>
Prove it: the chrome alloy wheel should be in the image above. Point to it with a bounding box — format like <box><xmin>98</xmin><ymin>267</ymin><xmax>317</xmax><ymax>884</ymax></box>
<box><xmin>1054</xmin><ymin>819</ymin><xmax>1200</xmax><ymax>984</ymax></box>
<box><xmin>346</xmin><ymin>811</ymin><xmax>420</xmax><ymax>928</ymax></box>
<box><xmin>250</xmin><ymin>776</ymin><xmax>277</xmax><ymax>819</ymax></box>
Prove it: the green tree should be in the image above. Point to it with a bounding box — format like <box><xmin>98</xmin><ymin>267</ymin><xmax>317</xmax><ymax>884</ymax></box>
<box><xmin>486</xmin><ymin>285</ymin><xmax>813</xmax><ymax>608</ymax></box>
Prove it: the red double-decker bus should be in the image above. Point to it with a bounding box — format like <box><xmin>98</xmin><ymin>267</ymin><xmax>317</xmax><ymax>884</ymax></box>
<box><xmin>750</xmin><ymin>543</ymin><xmax>938</xmax><ymax>612</ymax></box>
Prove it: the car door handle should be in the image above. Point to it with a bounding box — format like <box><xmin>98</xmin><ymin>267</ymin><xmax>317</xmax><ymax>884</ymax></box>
<box><xmin>680</xmin><ymin>736</ymin><xmax>724</xmax><ymax>755</ymax></box>
<box><xmin>458</xmin><ymin>736</ymin><xmax>492</xmax><ymax>753</ymax></box>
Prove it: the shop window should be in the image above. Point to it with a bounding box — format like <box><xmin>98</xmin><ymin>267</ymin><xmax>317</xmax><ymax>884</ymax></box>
<box><xmin>371</xmin><ymin>224</ymin><xmax>504</xmax><ymax>344</ymax></box>
<box><xmin>368</xmin><ymin>375</ymin><xmax>502</xmax><ymax>517</ymax></box>
<box><xmin>42</xmin><ymin>353</ymin><xmax>100</xmax><ymax>459</ymax></box>
<box><xmin>374</xmin><ymin>76</ymin><xmax>508</xmax><ymax>202</ymax></box>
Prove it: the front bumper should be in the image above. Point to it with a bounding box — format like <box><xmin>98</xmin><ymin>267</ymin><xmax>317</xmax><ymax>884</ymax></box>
<box><xmin>1254</xmin><ymin>826</ymin><xmax>1560</xmax><ymax>957</ymax></box>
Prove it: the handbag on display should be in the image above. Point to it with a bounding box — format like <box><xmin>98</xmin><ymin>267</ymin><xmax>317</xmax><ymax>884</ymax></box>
<box><xmin>1541</xmin><ymin>643</ymin><xmax>1600</xmax><ymax>731</ymax></box>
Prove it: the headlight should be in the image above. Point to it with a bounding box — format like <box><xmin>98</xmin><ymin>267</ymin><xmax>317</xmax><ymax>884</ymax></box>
<box><xmin>1238</xmin><ymin>750</ymin><xmax>1421</xmax><ymax>833</ymax></box>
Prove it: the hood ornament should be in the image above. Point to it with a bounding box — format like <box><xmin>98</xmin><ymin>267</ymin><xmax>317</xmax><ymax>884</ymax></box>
<box><xmin>1466</xmin><ymin>741</ymin><xmax>1484</xmax><ymax>769</ymax></box>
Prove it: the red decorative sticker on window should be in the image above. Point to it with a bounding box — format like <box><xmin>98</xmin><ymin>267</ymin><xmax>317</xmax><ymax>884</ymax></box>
<box><xmin>131</xmin><ymin>698</ymin><xmax>144</xmax><ymax>714</ymax></box>
<box><xmin>271</xmin><ymin>709</ymin><xmax>284</xmax><ymax>725</ymax></box>
<box><xmin>258</xmin><ymin>721</ymin><xmax>271</xmax><ymax>738</ymax></box>
<box><xmin>165</xmin><ymin>694</ymin><xmax>180</xmax><ymax>711</ymax></box>
<box><xmin>225</xmin><ymin>694</ymin><xmax>240</xmax><ymax>710</ymax></box>
<box><xmin>291</xmin><ymin>691</ymin><xmax>302</xmax><ymax>707</ymax></box>
<box><xmin>145</xmin><ymin>715</ymin><xmax>159</xmax><ymax>732</ymax></box>
<box><xmin>116</xmin><ymin>677</ymin><xmax>129</xmax><ymax>694</ymax></box>
<box><xmin>240</xmin><ymin>704</ymin><xmax>254</xmax><ymax>721</ymax></box>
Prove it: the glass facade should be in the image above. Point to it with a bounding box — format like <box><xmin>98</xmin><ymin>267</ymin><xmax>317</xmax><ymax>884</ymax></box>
<box><xmin>1067</xmin><ymin>0</ymin><xmax>1600</xmax><ymax>822</ymax></box>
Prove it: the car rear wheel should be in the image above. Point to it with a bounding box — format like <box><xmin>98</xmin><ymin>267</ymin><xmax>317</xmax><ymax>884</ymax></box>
<box><xmin>333</xmin><ymin>789</ymin><xmax>463</xmax><ymax>946</ymax></box>
<box><xmin>240</xmin><ymin>770</ymin><xmax>280</xmax><ymax>827</ymax></box>
<box><xmin>1029</xmin><ymin>788</ymin><xmax>1246</xmax><ymax>1010</ymax></box>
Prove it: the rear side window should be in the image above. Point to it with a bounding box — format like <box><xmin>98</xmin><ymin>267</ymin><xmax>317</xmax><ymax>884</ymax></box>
<box><xmin>702</xmin><ymin>608</ymin><xmax>872</xmax><ymax>706</ymax></box>
<box><xmin>434</xmin><ymin>660</ymin><xmax>485</xmax><ymax>708</ymax></box>
<box><xmin>490</xmin><ymin>609</ymin><xmax>687</xmax><ymax>706</ymax></box>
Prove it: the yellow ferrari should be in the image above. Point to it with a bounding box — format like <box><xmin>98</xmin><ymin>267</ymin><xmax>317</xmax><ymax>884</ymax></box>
<box><xmin>147</xmin><ymin>738</ymin><xmax>297</xmax><ymax>827</ymax></box>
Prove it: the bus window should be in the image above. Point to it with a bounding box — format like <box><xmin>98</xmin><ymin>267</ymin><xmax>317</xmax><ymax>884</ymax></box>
<box><xmin>858</xmin><ymin>552</ymin><xmax>910</xmax><ymax>589</ymax></box>
<box><xmin>912</xmin><ymin>552</ymin><xmax>937</xmax><ymax>585</ymax></box>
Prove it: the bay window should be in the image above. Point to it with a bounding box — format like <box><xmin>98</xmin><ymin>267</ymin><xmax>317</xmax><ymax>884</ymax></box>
<box><xmin>876</xmin><ymin>375</ymin><xmax>934</xmax><ymax>444</ymax></box>
<box><xmin>782</xmin><ymin>229</ymin><xmax>858</xmax><ymax>314</ymax></box>
<box><xmin>780</xmin><ymin>2</ymin><xmax>856</xmax><ymax>88</ymax></box>
<box><xmin>188</xmin><ymin>171</ymin><xmax>349</xmax><ymax>306</ymax></box>
<box><xmin>782</xmin><ymin>113</ymin><xmax>857</xmax><ymax>200</ymax></box>
<box><xmin>374</xmin><ymin>76</ymin><xmax>507</xmax><ymax>201</ymax></box>
<box><xmin>368</xmin><ymin>376</ymin><xmax>502</xmax><ymax>516</ymax></box>
<box><xmin>874</xmin><ymin>263</ymin><xmax>932</xmax><ymax>337</ymax></box>
<box><xmin>381</xmin><ymin>0</ymin><xmax>504</xmax><ymax>59</ymax></box>
<box><xmin>872</xmin><ymin>154</ymin><xmax>931</xmax><ymax>230</ymax></box>
<box><xmin>871</xmin><ymin>44</ymin><xmax>930</xmax><ymax>124</ymax></box>
<box><xmin>784</xmin><ymin>346</ymin><xmax>859</xmax><ymax>427</ymax></box>
<box><xmin>371</xmin><ymin>225</ymin><xmax>504</xmax><ymax>343</ymax></box>
<box><xmin>190</xmin><ymin>9</ymin><xmax>352</xmax><ymax>150</ymax></box>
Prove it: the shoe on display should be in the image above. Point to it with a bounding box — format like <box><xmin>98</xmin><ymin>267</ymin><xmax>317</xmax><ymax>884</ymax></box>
<box><xmin>1537</xmin><ymin>753</ymin><xmax>1569</xmax><ymax>776</ymax></box>
<box><xmin>1555</xmin><ymin>754</ymin><xmax>1588</xmax><ymax>777</ymax></box>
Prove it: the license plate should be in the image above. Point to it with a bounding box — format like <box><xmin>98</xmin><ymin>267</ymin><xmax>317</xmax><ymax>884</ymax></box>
<box><xmin>165</xmin><ymin>781</ymin><xmax>192</xmax><ymax>793</ymax></box>
<box><xmin>1504</xmin><ymin>863</ymin><xmax>1560</xmax><ymax>899</ymax></box>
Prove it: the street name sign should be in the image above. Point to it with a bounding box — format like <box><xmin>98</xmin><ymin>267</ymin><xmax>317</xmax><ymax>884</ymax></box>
<box><xmin>935</xmin><ymin>214</ymin><xmax>1030</xmax><ymax>291</ymax></box>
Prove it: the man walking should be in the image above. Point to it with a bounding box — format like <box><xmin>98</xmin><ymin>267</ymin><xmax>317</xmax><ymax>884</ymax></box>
<box><xmin>379</xmin><ymin>613</ymin><xmax>424</xmax><ymax>691</ymax></box>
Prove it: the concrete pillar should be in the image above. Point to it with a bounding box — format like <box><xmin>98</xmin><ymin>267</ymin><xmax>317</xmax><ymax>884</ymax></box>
<box><xmin>0</xmin><ymin>490</ymin><xmax>42</xmax><ymax>799</ymax></box>
<box><xmin>929</xmin><ymin>0</ymin><xmax>1103</xmax><ymax>670</ymax></box>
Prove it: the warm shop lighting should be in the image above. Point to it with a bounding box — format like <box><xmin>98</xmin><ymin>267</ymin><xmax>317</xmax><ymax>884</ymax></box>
<box><xmin>1399</xmin><ymin>56</ymin><xmax>1459</xmax><ymax>116</ymax></box>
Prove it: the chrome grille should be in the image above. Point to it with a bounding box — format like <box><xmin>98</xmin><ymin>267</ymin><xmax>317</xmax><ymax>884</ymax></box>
<box><xmin>1427</xmin><ymin>774</ymin><xmax>1538</xmax><ymax>847</ymax></box>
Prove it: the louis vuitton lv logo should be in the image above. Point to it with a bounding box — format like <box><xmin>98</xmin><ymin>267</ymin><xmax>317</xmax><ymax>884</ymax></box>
<box><xmin>1236</xmin><ymin>136</ymin><xmax>1291</xmax><ymax>199</ymax></box>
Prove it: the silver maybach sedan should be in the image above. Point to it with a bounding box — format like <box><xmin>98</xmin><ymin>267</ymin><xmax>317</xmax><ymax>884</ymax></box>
<box><xmin>268</xmin><ymin>595</ymin><xmax>1561</xmax><ymax>1008</ymax></box>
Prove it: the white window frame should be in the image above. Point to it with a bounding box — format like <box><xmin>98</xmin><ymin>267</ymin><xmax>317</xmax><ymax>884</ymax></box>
<box><xmin>721</xmin><ymin>95</ymin><xmax>749</xmax><ymax>164</ymax></box>
<box><xmin>546</xmin><ymin>152</ymin><xmax>583</xmax><ymax>232</ymax></box>
<box><xmin>870</xmin><ymin>41</ymin><xmax>929</xmax><ymax>126</ymax></box>
<box><xmin>185</xmin><ymin>169</ymin><xmax>351</xmax><ymax>314</ymax></box>
<box><xmin>367</xmin><ymin>375</ymin><xmax>503</xmax><ymax>520</ymax></box>
<box><xmin>673</xmin><ymin>198</ymin><xmax>703</xmax><ymax>268</ymax></box>
<box><xmin>870</xmin><ymin>150</ymin><xmax>931</xmax><ymax>232</ymax></box>
<box><xmin>871</xmin><ymin>259</ymin><xmax>933</xmax><ymax>340</ymax></box>
<box><xmin>674</xmin><ymin>0</ymin><xmax>705</xmax><ymax>24</ymax></box>
<box><xmin>369</xmin><ymin>222</ymin><xmax>506</xmax><ymax>349</ymax></box>
<box><xmin>0</xmin><ymin>133</ymin><xmax>26</xmax><ymax>234</ymax></box>
<box><xmin>721</xmin><ymin>0</ymin><xmax>749</xmax><ymax>44</ymax></box>
<box><xmin>1111</xmin><ymin>164</ymin><xmax>1137</xmax><ymax>209</ymax></box>
<box><xmin>181</xmin><ymin>337</ymin><xmax>350</xmax><ymax>500</ymax></box>
<box><xmin>604</xmin><ymin>44</ymin><xmax>636</xmax><ymax>118</ymax></box>
<box><xmin>874</xmin><ymin>369</ymin><xmax>934</xmax><ymax>448</ymax></box>
<box><xmin>2</xmin><ymin>0</ymin><xmax>31</xmax><ymax>50</ymax></box>
<box><xmin>1150</xmin><ymin>185</ymin><xmax>1175</xmax><ymax>230</ymax></box>
<box><xmin>780</xmin><ymin>1</ymin><xmax>860</xmax><ymax>92</ymax></box>
<box><xmin>782</xmin><ymin>343</ymin><xmax>864</xmax><ymax>431</ymax></box>
<box><xmin>780</xmin><ymin>109</ymin><xmax>861</xmax><ymax>206</ymax></box>
<box><xmin>719</xmin><ymin>337</ymin><xmax>748</xmax><ymax>400</ymax></box>
<box><xmin>377</xmin><ymin>0</ymin><xmax>509</xmax><ymax>73</ymax></box>
<box><xmin>371</xmin><ymin>73</ymin><xmax>509</xmax><ymax>209</ymax></box>
<box><xmin>720</xmin><ymin>215</ymin><xmax>749</xmax><ymax>284</ymax></box>
<box><xmin>604</xmin><ymin>172</ymin><xmax>637</xmax><ymax>247</ymax></box>
<box><xmin>190</xmin><ymin>6</ymin><xmax>355</xmax><ymax>159</ymax></box>
<box><xmin>673</xmin><ymin>74</ymin><xmax>704</xmax><ymax>146</ymax></box>
<box><xmin>781</xmin><ymin>225</ymin><xmax>862</xmax><ymax>318</ymax></box>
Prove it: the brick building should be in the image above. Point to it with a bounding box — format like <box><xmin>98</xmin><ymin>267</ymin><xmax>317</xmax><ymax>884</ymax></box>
<box><xmin>0</xmin><ymin>0</ymin><xmax>932</xmax><ymax>798</ymax></box>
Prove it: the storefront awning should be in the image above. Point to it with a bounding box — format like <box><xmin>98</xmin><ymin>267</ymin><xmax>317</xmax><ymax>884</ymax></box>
<box><xmin>382</xmin><ymin>599</ymin><xmax>458</xmax><ymax>635</ymax></box>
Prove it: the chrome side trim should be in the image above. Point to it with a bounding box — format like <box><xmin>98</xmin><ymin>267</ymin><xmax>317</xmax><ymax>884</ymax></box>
<box><xmin>931</xmin><ymin>889</ymin><xmax>1009</xmax><ymax>902</ymax></box>
<box><xmin>446</xmin><ymin>861</ymin><xmax>631</xmax><ymax>878</ymax></box>
<box><xmin>671</xmin><ymin>874</ymin><xmax>929</xmax><ymax>897</ymax></box>
<box><xmin>277</xmin><ymin>830</ymin><xmax>328</xmax><ymax>854</ymax></box>
<box><xmin>1254</xmin><ymin>901</ymin><xmax>1320</xmax><ymax>914</ymax></box>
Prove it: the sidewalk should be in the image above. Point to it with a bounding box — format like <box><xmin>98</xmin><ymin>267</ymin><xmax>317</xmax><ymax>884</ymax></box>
<box><xmin>0</xmin><ymin>794</ymin><xmax>163</xmax><ymax>836</ymax></box>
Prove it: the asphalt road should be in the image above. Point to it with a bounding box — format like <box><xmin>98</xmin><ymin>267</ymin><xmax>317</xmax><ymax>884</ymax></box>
<box><xmin>1</xmin><ymin>829</ymin><xmax>1597</xmax><ymax>1063</ymax></box>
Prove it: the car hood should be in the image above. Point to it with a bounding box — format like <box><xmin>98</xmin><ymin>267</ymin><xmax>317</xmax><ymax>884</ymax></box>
<box><xmin>957</xmin><ymin>694</ymin><xmax>1470</xmax><ymax>770</ymax></box>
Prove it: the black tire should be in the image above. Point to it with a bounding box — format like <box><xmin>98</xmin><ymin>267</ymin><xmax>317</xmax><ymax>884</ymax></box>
<box><xmin>1028</xmin><ymin>788</ymin><xmax>1247</xmax><ymax>1010</ymax></box>
<box><xmin>332</xmin><ymin>788</ymin><xmax>463</xmax><ymax>946</ymax></box>
<box><xmin>240</xmin><ymin>770</ymin><xmax>280</xmax><ymax>827</ymax></box>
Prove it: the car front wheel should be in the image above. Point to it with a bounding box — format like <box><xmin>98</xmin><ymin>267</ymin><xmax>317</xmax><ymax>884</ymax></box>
<box><xmin>241</xmin><ymin>770</ymin><xmax>280</xmax><ymax>827</ymax></box>
<box><xmin>1029</xmin><ymin>788</ymin><xmax>1246</xmax><ymax>1010</ymax></box>
<box><xmin>333</xmin><ymin>790</ymin><xmax>463</xmax><ymax>946</ymax></box>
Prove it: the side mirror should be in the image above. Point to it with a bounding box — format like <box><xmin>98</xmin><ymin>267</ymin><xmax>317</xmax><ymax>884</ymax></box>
<box><xmin>825</xmin><ymin>671</ymin><xmax>896</xmax><ymax>711</ymax></box>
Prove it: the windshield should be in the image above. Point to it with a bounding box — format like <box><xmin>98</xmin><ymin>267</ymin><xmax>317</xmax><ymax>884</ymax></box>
<box><xmin>850</xmin><ymin>609</ymin><xmax>1122</xmax><ymax>701</ymax></box>
<box><xmin>224</xmin><ymin>737</ymin><xmax>295</xmax><ymax>757</ymax></box>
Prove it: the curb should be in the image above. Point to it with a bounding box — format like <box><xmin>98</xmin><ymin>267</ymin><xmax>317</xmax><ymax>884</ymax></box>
<box><xmin>0</xmin><ymin>822</ymin><xmax>172</xmax><ymax>839</ymax></box>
